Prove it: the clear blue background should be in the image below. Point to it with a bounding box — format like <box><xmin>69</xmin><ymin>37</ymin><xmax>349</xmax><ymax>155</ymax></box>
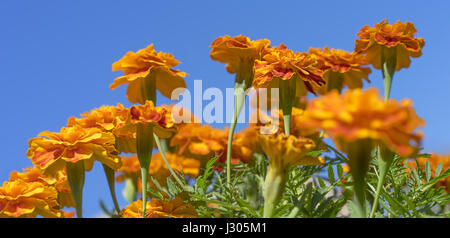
<box><xmin>1</xmin><ymin>0</ymin><xmax>449</xmax><ymax>217</ymax></box>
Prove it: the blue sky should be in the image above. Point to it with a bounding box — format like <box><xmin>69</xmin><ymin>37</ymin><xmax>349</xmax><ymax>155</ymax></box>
<box><xmin>1</xmin><ymin>0</ymin><xmax>449</xmax><ymax>217</ymax></box>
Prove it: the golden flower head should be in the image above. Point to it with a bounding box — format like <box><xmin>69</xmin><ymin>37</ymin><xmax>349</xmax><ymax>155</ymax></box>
<box><xmin>170</xmin><ymin>124</ymin><xmax>227</xmax><ymax>161</ymax></box>
<box><xmin>253</xmin><ymin>44</ymin><xmax>325</xmax><ymax>95</ymax></box>
<box><xmin>0</xmin><ymin>180</ymin><xmax>62</xmax><ymax>218</ymax></box>
<box><xmin>9</xmin><ymin>167</ymin><xmax>75</xmax><ymax>208</ymax></box>
<box><xmin>300</xmin><ymin>88</ymin><xmax>425</xmax><ymax>157</ymax></box>
<box><xmin>67</xmin><ymin>104</ymin><xmax>128</xmax><ymax>131</ymax></box>
<box><xmin>27</xmin><ymin>126</ymin><xmax>121</xmax><ymax>175</ymax></box>
<box><xmin>110</xmin><ymin>44</ymin><xmax>188</xmax><ymax>104</ymax></box>
<box><xmin>210</xmin><ymin>35</ymin><xmax>271</xmax><ymax>74</ymax></box>
<box><xmin>120</xmin><ymin>197</ymin><xmax>198</xmax><ymax>218</ymax></box>
<box><xmin>355</xmin><ymin>19</ymin><xmax>425</xmax><ymax>71</ymax></box>
<box><xmin>308</xmin><ymin>47</ymin><xmax>371</xmax><ymax>93</ymax></box>
<box><xmin>259</xmin><ymin>134</ymin><xmax>324</xmax><ymax>171</ymax></box>
<box><xmin>114</xmin><ymin>100</ymin><xmax>178</xmax><ymax>140</ymax></box>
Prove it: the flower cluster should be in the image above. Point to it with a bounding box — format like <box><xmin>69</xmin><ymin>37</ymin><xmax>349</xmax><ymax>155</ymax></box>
<box><xmin>5</xmin><ymin>19</ymin><xmax>445</xmax><ymax>219</ymax></box>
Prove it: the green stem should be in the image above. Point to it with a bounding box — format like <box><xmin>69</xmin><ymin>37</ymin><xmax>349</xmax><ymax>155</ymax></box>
<box><xmin>263</xmin><ymin>165</ymin><xmax>287</xmax><ymax>218</ymax></box>
<box><xmin>226</xmin><ymin>85</ymin><xmax>247</xmax><ymax>187</ymax></box>
<box><xmin>279</xmin><ymin>78</ymin><xmax>296</xmax><ymax>136</ymax></box>
<box><xmin>140</xmin><ymin>167</ymin><xmax>148</xmax><ymax>218</ymax></box>
<box><xmin>327</xmin><ymin>71</ymin><xmax>344</xmax><ymax>93</ymax></box>
<box><xmin>369</xmin><ymin>147</ymin><xmax>394</xmax><ymax>218</ymax></box>
<box><xmin>381</xmin><ymin>48</ymin><xmax>396</xmax><ymax>101</ymax></box>
<box><xmin>369</xmin><ymin>49</ymin><xmax>397</xmax><ymax>217</ymax></box>
<box><xmin>66</xmin><ymin>161</ymin><xmax>85</xmax><ymax>218</ymax></box>
<box><xmin>136</xmin><ymin>124</ymin><xmax>154</xmax><ymax>218</ymax></box>
<box><xmin>154</xmin><ymin>133</ymin><xmax>186</xmax><ymax>188</ymax></box>
<box><xmin>140</xmin><ymin>73</ymin><xmax>157</xmax><ymax>104</ymax></box>
<box><xmin>102</xmin><ymin>164</ymin><xmax>121</xmax><ymax>215</ymax></box>
<box><xmin>346</xmin><ymin>139</ymin><xmax>373</xmax><ymax>218</ymax></box>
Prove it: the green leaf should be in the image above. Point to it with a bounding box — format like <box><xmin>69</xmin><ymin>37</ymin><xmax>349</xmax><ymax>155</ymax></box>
<box><xmin>337</xmin><ymin>163</ymin><xmax>343</xmax><ymax>178</ymax></box>
<box><xmin>327</xmin><ymin>164</ymin><xmax>335</xmax><ymax>184</ymax></box>
<box><xmin>425</xmin><ymin>161</ymin><xmax>431</xmax><ymax>182</ymax></box>
<box><xmin>435</xmin><ymin>162</ymin><xmax>443</xmax><ymax>177</ymax></box>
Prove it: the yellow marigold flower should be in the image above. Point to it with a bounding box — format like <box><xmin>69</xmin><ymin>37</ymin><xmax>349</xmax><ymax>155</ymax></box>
<box><xmin>67</xmin><ymin>104</ymin><xmax>128</xmax><ymax>131</ymax></box>
<box><xmin>9</xmin><ymin>167</ymin><xmax>75</xmax><ymax>208</ymax></box>
<box><xmin>210</xmin><ymin>35</ymin><xmax>270</xmax><ymax>74</ymax></box>
<box><xmin>408</xmin><ymin>154</ymin><xmax>450</xmax><ymax>193</ymax></box>
<box><xmin>170</xmin><ymin>124</ymin><xmax>227</xmax><ymax>162</ymax></box>
<box><xmin>308</xmin><ymin>47</ymin><xmax>371</xmax><ymax>93</ymax></box>
<box><xmin>170</xmin><ymin>124</ymin><xmax>252</xmax><ymax>170</ymax></box>
<box><xmin>114</xmin><ymin>100</ymin><xmax>177</xmax><ymax>140</ymax></box>
<box><xmin>259</xmin><ymin>134</ymin><xmax>323</xmax><ymax>169</ymax></box>
<box><xmin>259</xmin><ymin>133</ymin><xmax>324</xmax><ymax>217</ymax></box>
<box><xmin>253</xmin><ymin>44</ymin><xmax>325</xmax><ymax>94</ymax></box>
<box><xmin>120</xmin><ymin>197</ymin><xmax>198</xmax><ymax>218</ymax></box>
<box><xmin>300</xmin><ymin>88</ymin><xmax>425</xmax><ymax>157</ymax></box>
<box><xmin>232</xmin><ymin>127</ymin><xmax>263</xmax><ymax>164</ymax></box>
<box><xmin>355</xmin><ymin>19</ymin><xmax>425</xmax><ymax>71</ymax></box>
<box><xmin>67</xmin><ymin>104</ymin><xmax>135</xmax><ymax>154</ymax></box>
<box><xmin>27</xmin><ymin>126</ymin><xmax>121</xmax><ymax>175</ymax></box>
<box><xmin>110</xmin><ymin>44</ymin><xmax>188</xmax><ymax>104</ymax></box>
<box><xmin>0</xmin><ymin>180</ymin><xmax>62</xmax><ymax>218</ymax></box>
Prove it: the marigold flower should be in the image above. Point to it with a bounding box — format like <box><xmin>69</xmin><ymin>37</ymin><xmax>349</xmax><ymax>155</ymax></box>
<box><xmin>113</xmin><ymin>100</ymin><xmax>178</xmax><ymax>141</ymax></box>
<box><xmin>355</xmin><ymin>19</ymin><xmax>425</xmax><ymax>71</ymax></box>
<box><xmin>259</xmin><ymin>133</ymin><xmax>324</xmax><ymax>217</ymax></box>
<box><xmin>210</xmin><ymin>35</ymin><xmax>270</xmax><ymax>74</ymax></box>
<box><xmin>67</xmin><ymin>104</ymin><xmax>135</xmax><ymax>154</ymax></box>
<box><xmin>110</xmin><ymin>44</ymin><xmax>188</xmax><ymax>104</ymax></box>
<box><xmin>253</xmin><ymin>44</ymin><xmax>325</xmax><ymax>94</ymax></box>
<box><xmin>232</xmin><ymin>127</ymin><xmax>263</xmax><ymax>164</ymax></box>
<box><xmin>9</xmin><ymin>167</ymin><xmax>75</xmax><ymax>208</ymax></box>
<box><xmin>27</xmin><ymin>126</ymin><xmax>121</xmax><ymax>175</ymax></box>
<box><xmin>408</xmin><ymin>154</ymin><xmax>450</xmax><ymax>193</ymax></box>
<box><xmin>170</xmin><ymin>124</ymin><xmax>250</xmax><ymax>170</ymax></box>
<box><xmin>259</xmin><ymin>134</ymin><xmax>323</xmax><ymax>169</ymax></box>
<box><xmin>0</xmin><ymin>180</ymin><xmax>62</xmax><ymax>218</ymax></box>
<box><xmin>308</xmin><ymin>47</ymin><xmax>371</xmax><ymax>93</ymax></box>
<box><xmin>120</xmin><ymin>197</ymin><xmax>198</xmax><ymax>218</ymax></box>
<box><xmin>67</xmin><ymin>104</ymin><xmax>128</xmax><ymax>131</ymax></box>
<box><xmin>170</xmin><ymin>124</ymin><xmax>228</xmax><ymax>162</ymax></box>
<box><xmin>300</xmin><ymin>88</ymin><xmax>425</xmax><ymax>157</ymax></box>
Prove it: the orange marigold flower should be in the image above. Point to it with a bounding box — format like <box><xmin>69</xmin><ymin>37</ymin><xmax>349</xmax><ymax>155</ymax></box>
<box><xmin>114</xmin><ymin>100</ymin><xmax>178</xmax><ymax>140</ymax></box>
<box><xmin>300</xmin><ymin>88</ymin><xmax>425</xmax><ymax>157</ymax></box>
<box><xmin>210</xmin><ymin>35</ymin><xmax>270</xmax><ymax>74</ymax></box>
<box><xmin>67</xmin><ymin>104</ymin><xmax>128</xmax><ymax>131</ymax></box>
<box><xmin>308</xmin><ymin>47</ymin><xmax>371</xmax><ymax>93</ymax></box>
<box><xmin>408</xmin><ymin>154</ymin><xmax>450</xmax><ymax>193</ymax></box>
<box><xmin>355</xmin><ymin>19</ymin><xmax>425</xmax><ymax>71</ymax></box>
<box><xmin>120</xmin><ymin>197</ymin><xmax>198</xmax><ymax>218</ymax></box>
<box><xmin>170</xmin><ymin>123</ymin><xmax>249</xmax><ymax>170</ymax></box>
<box><xmin>9</xmin><ymin>167</ymin><xmax>75</xmax><ymax>208</ymax></box>
<box><xmin>232</xmin><ymin>127</ymin><xmax>263</xmax><ymax>164</ymax></box>
<box><xmin>27</xmin><ymin>126</ymin><xmax>121</xmax><ymax>175</ymax></box>
<box><xmin>170</xmin><ymin>124</ymin><xmax>227</xmax><ymax>162</ymax></box>
<box><xmin>0</xmin><ymin>180</ymin><xmax>62</xmax><ymax>218</ymax></box>
<box><xmin>67</xmin><ymin>104</ymin><xmax>135</xmax><ymax>154</ymax></box>
<box><xmin>259</xmin><ymin>134</ymin><xmax>324</xmax><ymax>170</ymax></box>
<box><xmin>253</xmin><ymin>44</ymin><xmax>325</xmax><ymax>94</ymax></box>
<box><xmin>110</xmin><ymin>44</ymin><xmax>188</xmax><ymax>104</ymax></box>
